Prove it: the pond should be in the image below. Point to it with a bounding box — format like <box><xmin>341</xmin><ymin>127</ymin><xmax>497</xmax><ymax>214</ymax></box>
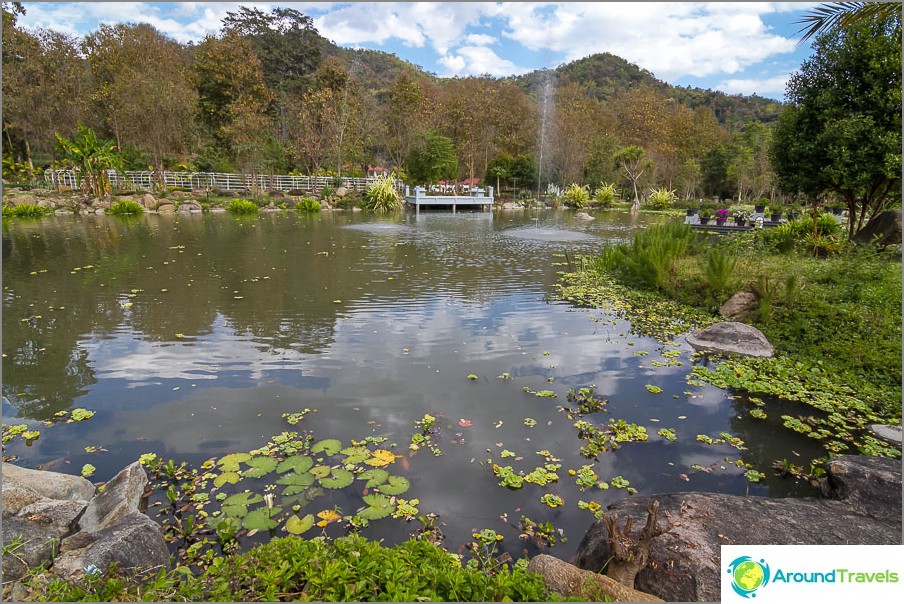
<box><xmin>1</xmin><ymin>208</ymin><xmax>824</xmax><ymax>562</ymax></box>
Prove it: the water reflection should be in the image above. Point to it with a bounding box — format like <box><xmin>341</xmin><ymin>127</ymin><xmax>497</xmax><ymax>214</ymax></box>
<box><xmin>2</xmin><ymin>209</ymin><xmax>823</xmax><ymax>560</ymax></box>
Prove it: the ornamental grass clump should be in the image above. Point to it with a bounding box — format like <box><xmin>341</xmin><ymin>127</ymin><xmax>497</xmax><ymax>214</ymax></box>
<box><xmin>563</xmin><ymin>183</ymin><xmax>590</xmax><ymax>209</ymax></box>
<box><xmin>365</xmin><ymin>173</ymin><xmax>402</xmax><ymax>213</ymax></box>
<box><xmin>294</xmin><ymin>197</ymin><xmax>321</xmax><ymax>212</ymax></box>
<box><xmin>224</xmin><ymin>199</ymin><xmax>259</xmax><ymax>215</ymax></box>
<box><xmin>2</xmin><ymin>203</ymin><xmax>53</xmax><ymax>218</ymax></box>
<box><xmin>593</xmin><ymin>183</ymin><xmax>619</xmax><ymax>208</ymax></box>
<box><xmin>646</xmin><ymin>187</ymin><xmax>677</xmax><ymax>209</ymax></box>
<box><xmin>108</xmin><ymin>199</ymin><xmax>144</xmax><ymax>215</ymax></box>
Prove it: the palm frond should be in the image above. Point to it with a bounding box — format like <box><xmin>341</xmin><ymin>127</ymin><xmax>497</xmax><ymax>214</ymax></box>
<box><xmin>795</xmin><ymin>1</ymin><xmax>901</xmax><ymax>44</ymax></box>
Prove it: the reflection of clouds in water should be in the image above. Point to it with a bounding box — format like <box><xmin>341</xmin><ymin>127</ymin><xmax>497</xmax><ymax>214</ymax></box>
<box><xmin>684</xmin><ymin>384</ymin><xmax>733</xmax><ymax>411</ymax></box>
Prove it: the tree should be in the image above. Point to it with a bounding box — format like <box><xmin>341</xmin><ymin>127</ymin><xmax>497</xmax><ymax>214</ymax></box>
<box><xmin>406</xmin><ymin>130</ymin><xmax>458</xmax><ymax>185</ymax></box>
<box><xmin>83</xmin><ymin>23</ymin><xmax>197</xmax><ymax>179</ymax></box>
<box><xmin>614</xmin><ymin>145</ymin><xmax>653</xmax><ymax>211</ymax></box>
<box><xmin>771</xmin><ymin>12</ymin><xmax>901</xmax><ymax>237</ymax></box>
<box><xmin>381</xmin><ymin>73</ymin><xmax>426</xmax><ymax>174</ymax></box>
<box><xmin>192</xmin><ymin>32</ymin><xmax>274</xmax><ymax>173</ymax></box>
<box><xmin>221</xmin><ymin>6</ymin><xmax>321</xmax><ymax>142</ymax></box>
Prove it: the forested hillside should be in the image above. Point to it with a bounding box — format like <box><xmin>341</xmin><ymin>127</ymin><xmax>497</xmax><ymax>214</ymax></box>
<box><xmin>2</xmin><ymin>2</ymin><xmax>782</xmax><ymax>200</ymax></box>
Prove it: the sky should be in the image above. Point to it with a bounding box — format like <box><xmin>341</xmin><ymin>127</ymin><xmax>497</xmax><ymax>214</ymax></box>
<box><xmin>17</xmin><ymin>2</ymin><xmax>821</xmax><ymax>101</ymax></box>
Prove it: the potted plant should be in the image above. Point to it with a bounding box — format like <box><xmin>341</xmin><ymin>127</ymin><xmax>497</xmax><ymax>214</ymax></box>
<box><xmin>733</xmin><ymin>209</ymin><xmax>750</xmax><ymax>226</ymax></box>
<box><xmin>698</xmin><ymin>208</ymin><xmax>713</xmax><ymax>224</ymax></box>
<box><xmin>768</xmin><ymin>205</ymin><xmax>783</xmax><ymax>222</ymax></box>
<box><xmin>785</xmin><ymin>205</ymin><xmax>801</xmax><ymax>221</ymax></box>
<box><xmin>715</xmin><ymin>208</ymin><xmax>730</xmax><ymax>225</ymax></box>
<box><xmin>754</xmin><ymin>199</ymin><xmax>767</xmax><ymax>214</ymax></box>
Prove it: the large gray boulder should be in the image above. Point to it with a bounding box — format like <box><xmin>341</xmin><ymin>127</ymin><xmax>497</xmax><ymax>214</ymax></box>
<box><xmin>52</xmin><ymin>461</ymin><xmax>169</xmax><ymax>577</ymax></box>
<box><xmin>685</xmin><ymin>321</ymin><xmax>773</xmax><ymax>358</ymax></box>
<box><xmin>573</xmin><ymin>455</ymin><xmax>901</xmax><ymax>602</ymax></box>
<box><xmin>852</xmin><ymin>210</ymin><xmax>901</xmax><ymax>247</ymax></box>
<box><xmin>1</xmin><ymin>464</ymin><xmax>95</xmax><ymax>582</ymax></box>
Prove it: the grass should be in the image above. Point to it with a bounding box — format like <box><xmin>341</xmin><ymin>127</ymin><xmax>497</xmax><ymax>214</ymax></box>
<box><xmin>559</xmin><ymin>220</ymin><xmax>902</xmax><ymax>462</ymax></box>
<box><xmin>12</xmin><ymin>535</ymin><xmax>569</xmax><ymax>602</ymax></box>
<box><xmin>2</xmin><ymin>203</ymin><xmax>54</xmax><ymax>218</ymax></box>
<box><xmin>108</xmin><ymin>199</ymin><xmax>144</xmax><ymax>215</ymax></box>
<box><xmin>224</xmin><ymin>198</ymin><xmax>260</xmax><ymax>215</ymax></box>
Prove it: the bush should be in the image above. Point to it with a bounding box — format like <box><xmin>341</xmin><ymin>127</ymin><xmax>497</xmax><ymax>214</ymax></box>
<box><xmin>593</xmin><ymin>183</ymin><xmax>619</xmax><ymax>208</ymax></box>
<box><xmin>23</xmin><ymin>535</ymin><xmax>557</xmax><ymax>602</ymax></box>
<box><xmin>2</xmin><ymin>203</ymin><xmax>53</xmax><ymax>218</ymax></box>
<box><xmin>295</xmin><ymin>197</ymin><xmax>321</xmax><ymax>212</ymax></box>
<box><xmin>224</xmin><ymin>199</ymin><xmax>259</xmax><ymax>215</ymax></box>
<box><xmin>108</xmin><ymin>199</ymin><xmax>144</xmax><ymax>216</ymax></box>
<box><xmin>364</xmin><ymin>173</ymin><xmax>402</xmax><ymax>213</ymax></box>
<box><xmin>562</xmin><ymin>183</ymin><xmax>590</xmax><ymax>209</ymax></box>
<box><xmin>612</xmin><ymin>222</ymin><xmax>696</xmax><ymax>290</ymax></box>
<box><xmin>646</xmin><ymin>187</ymin><xmax>677</xmax><ymax>209</ymax></box>
<box><xmin>704</xmin><ymin>247</ymin><xmax>738</xmax><ymax>295</ymax></box>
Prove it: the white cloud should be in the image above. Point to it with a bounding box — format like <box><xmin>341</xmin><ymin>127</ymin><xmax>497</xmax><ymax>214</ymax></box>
<box><xmin>716</xmin><ymin>73</ymin><xmax>790</xmax><ymax>96</ymax></box>
<box><xmin>499</xmin><ymin>2</ymin><xmax>797</xmax><ymax>79</ymax></box>
<box><xmin>439</xmin><ymin>45</ymin><xmax>529</xmax><ymax>77</ymax></box>
<box><xmin>465</xmin><ymin>33</ymin><xmax>496</xmax><ymax>46</ymax></box>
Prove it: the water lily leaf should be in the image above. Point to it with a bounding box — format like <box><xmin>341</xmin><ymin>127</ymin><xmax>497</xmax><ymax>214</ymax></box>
<box><xmin>276</xmin><ymin>471</ymin><xmax>315</xmax><ymax>487</ymax></box>
<box><xmin>213</xmin><ymin>472</ymin><xmax>240</xmax><ymax>488</ymax></box>
<box><xmin>358</xmin><ymin>494</ymin><xmax>396</xmax><ymax>520</ymax></box>
<box><xmin>316</xmin><ymin>509</ymin><xmax>342</xmax><ymax>527</ymax></box>
<box><xmin>319</xmin><ymin>468</ymin><xmax>354</xmax><ymax>489</ymax></box>
<box><xmin>243</xmin><ymin>507</ymin><xmax>282</xmax><ymax>531</ymax></box>
<box><xmin>310</xmin><ymin>465</ymin><xmax>331</xmax><ymax>479</ymax></box>
<box><xmin>243</xmin><ymin>456</ymin><xmax>278</xmax><ymax>478</ymax></box>
<box><xmin>221</xmin><ymin>504</ymin><xmax>248</xmax><ymax>518</ymax></box>
<box><xmin>377</xmin><ymin>475</ymin><xmax>410</xmax><ymax>496</ymax></box>
<box><xmin>311</xmin><ymin>439</ymin><xmax>342</xmax><ymax>456</ymax></box>
<box><xmin>276</xmin><ymin>455</ymin><xmax>313</xmax><ymax>474</ymax></box>
<box><xmin>358</xmin><ymin>469</ymin><xmax>389</xmax><ymax>488</ymax></box>
<box><xmin>285</xmin><ymin>514</ymin><xmax>315</xmax><ymax>535</ymax></box>
<box><xmin>223</xmin><ymin>492</ymin><xmax>264</xmax><ymax>506</ymax></box>
<box><xmin>217</xmin><ymin>453</ymin><xmax>252</xmax><ymax>472</ymax></box>
<box><xmin>340</xmin><ymin>446</ymin><xmax>370</xmax><ymax>464</ymax></box>
<box><xmin>365</xmin><ymin>449</ymin><xmax>397</xmax><ymax>467</ymax></box>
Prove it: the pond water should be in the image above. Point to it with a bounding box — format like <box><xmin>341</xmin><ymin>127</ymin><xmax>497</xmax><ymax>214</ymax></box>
<box><xmin>1</xmin><ymin>208</ymin><xmax>823</xmax><ymax>561</ymax></box>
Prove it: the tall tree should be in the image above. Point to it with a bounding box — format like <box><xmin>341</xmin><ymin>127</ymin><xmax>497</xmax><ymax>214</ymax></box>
<box><xmin>192</xmin><ymin>31</ymin><xmax>274</xmax><ymax>173</ymax></box>
<box><xmin>83</xmin><ymin>23</ymin><xmax>196</xmax><ymax>178</ymax></box>
<box><xmin>771</xmin><ymin>11</ymin><xmax>901</xmax><ymax>237</ymax></box>
<box><xmin>614</xmin><ymin>145</ymin><xmax>653</xmax><ymax>210</ymax></box>
<box><xmin>221</xmin><ymin>6</ymin><xmax>322</xmax><ymax>142</ymax></box>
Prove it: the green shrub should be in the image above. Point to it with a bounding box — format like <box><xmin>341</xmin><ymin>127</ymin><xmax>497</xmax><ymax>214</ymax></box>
<box><xmin>612</xmin><ymin>222</ymin><xmax>696</xmax><ymax>290</ymax></box>
<box><xmin>224</xmin><ymin>199</ymin><xmax>259</xmax><ymax>215</ymax></box>
<box><xmin>704</xmin><ymin>247</ymin><xmax>738</xmax><ymax>295</ymax></box>
<box><xmin>646</xmin><ymin>187</ymin><xmax>677</xmax><ymax>209</ymax></box>
<box><xmin>562</xmin><ymin>183</ymin><xmax>590</xmax><ymax>209</ymax></box>
<box><xmin>24</xmin><ymin>535</ymin><xmax>558</xmax><ymax>602</ymax></box>
<box><xmin>295</xmin><ymin>197</ymin><xmax>321</xmax><ymax>212</ymax></box>
<box><xmin>364</xmin><ymin>173</ymin><xmax>402</xmax><ymax>213</ymax></box>
<box><xmin>2</xmin><ymin>203</ymin><xmax>52</xmax><ymax>218</ymax></box>
<box><xmin>593</xmin><ymin>183</ymin><xmax>619</xmax><ymax>208</ymax></box>
<box><xmin>108</xmin><ymin>199</ymin><xmax>144</xmax><ymax>216</ymax></box>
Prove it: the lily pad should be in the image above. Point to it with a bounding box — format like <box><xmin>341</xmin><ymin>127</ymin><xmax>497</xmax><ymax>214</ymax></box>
<box><xmin>319</xmin><ymin>468</ymin><xmax>355</xmax><ymax>489</ymax></box>
<box><xmin>217</xmin><ymin>453</ymin><xmax>252</xmax><ymax>472</ymax></box>
<box><xmin>243</xmin><ymin>456</ymin><xmax>278</xmax><ymax>478</ymax></box>
<box><xmin>340</xmin><ymin>446</ymin><xmax>371</xmax><ymax>464</ymax></box>
<box><xmin>358</xmin><ymin>494</ymin><xmax>396</xmax><ymax>520</ymax></box>
<box><xmin>311</xmin><ymin>439</ymin><xmax>342</xmax><ymax>456</ymax></box>
<box><xmin>285</xmin><ymin>514</ymin><xmax>315</xmax><ymax>535</ymax></box>
<box><xmin>283</xmin><ymin>486</ymin><xmax>324</xmax><ymax>506</ymax></box>
<box><xmin>221</xmin><ymin>504</ymin><xmax>249</xmax><ymax>518</ymax></box>
<box><xmin>310</xmin><ymin>465</ymin><xmax>331</xmax><ymax>479</ymax></box>
<box><xmin>213</xmin><ymin>472</ymin><xmax>241</xmax><ymax>488</ymax></box>
<box><xmin>276</xmin><ymin>471</ymin><xmax>315</xmax><ymax>487</ymax></box>
<box><xmin>357</xmin><ymin>469</ymin><xmax>389</xmax><ymax>488</ymax></box>
<box><xmin>223</xmin><ymin>492</ymin><xmax>264</xmax><ymax>506</ymax></box>
<box><xmin>243</xmin><ymin>506</ymin><xmax>282</xmax><ymax>531</ymax></box>
<box><xmin>377</xmin><ymin>475</ymin><xmax>410</xmax><ymax>496</ymax></box>
<box><xmin>276</xmin><ymin>455</ymin><xmax>313</xmax><ymax>474</ymax></box>
<box><xmin>365</xmin><ymin>449</ymin><xmax>397</xmax><ymax>467</ymax></box>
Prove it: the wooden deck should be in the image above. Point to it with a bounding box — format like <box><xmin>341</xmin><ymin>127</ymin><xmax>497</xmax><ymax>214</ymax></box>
<box><xmin>404</xmin><ymin>186</ymin><xmax>494</xmax><ymax>213</ymax></box>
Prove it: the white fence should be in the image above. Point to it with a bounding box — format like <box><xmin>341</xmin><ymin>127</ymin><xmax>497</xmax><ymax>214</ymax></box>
<box><xmin>43</xmin><ymin>170</ymin><xmax>394</xmax><ymax>193</ymax></box>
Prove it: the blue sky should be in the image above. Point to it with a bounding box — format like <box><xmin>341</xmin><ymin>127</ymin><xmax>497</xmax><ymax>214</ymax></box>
<box><xmin>18</xmin><ymin>2</ymin><xmax>819</xmax><ymax>100</ymax></box>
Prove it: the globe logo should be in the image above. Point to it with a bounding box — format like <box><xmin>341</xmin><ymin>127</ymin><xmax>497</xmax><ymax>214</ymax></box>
<box><xmin>727</xmin><ymin>556</ymin><xmax>771</xmax><ymax>598</ymax></box>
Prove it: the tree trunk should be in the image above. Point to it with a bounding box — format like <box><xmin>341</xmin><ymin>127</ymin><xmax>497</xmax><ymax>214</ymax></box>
<box><xmin>602</xmin><ymin>499</ymin><xmax>671</xmax><ymax>588</ymax></box>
